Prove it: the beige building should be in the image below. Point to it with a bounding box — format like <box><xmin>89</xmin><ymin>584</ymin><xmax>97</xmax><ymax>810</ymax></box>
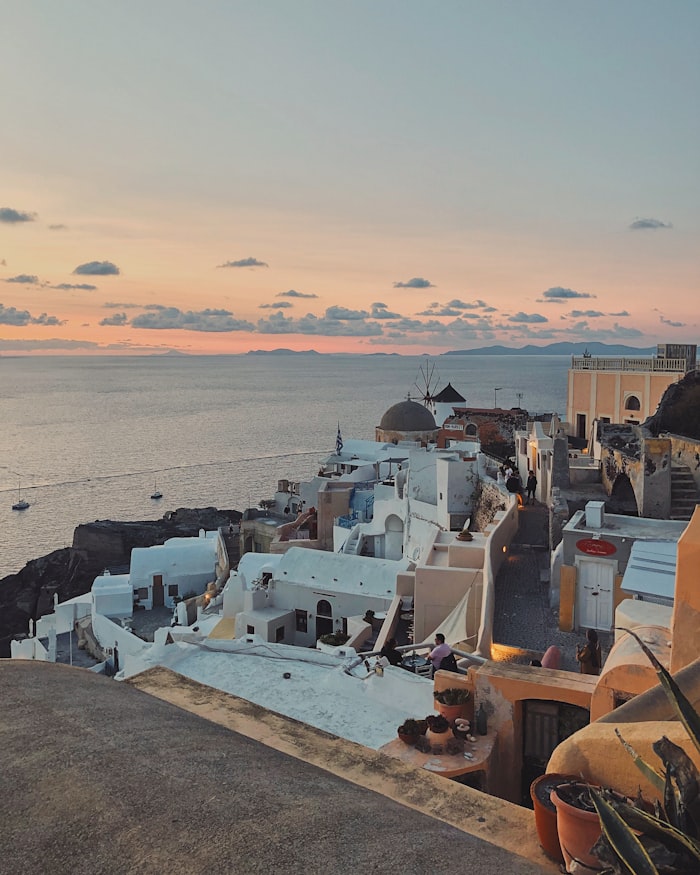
<box><xmin>565</xmin><ymin>344</ymin><xmax>695</xmax><ymax>441</ymax></box>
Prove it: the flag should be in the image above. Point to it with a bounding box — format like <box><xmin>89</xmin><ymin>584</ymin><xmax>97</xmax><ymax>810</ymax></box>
<box><xmin>336</xmin><ymin>422</ymin><xmax>343</xmax><ymax>455</ymax></box>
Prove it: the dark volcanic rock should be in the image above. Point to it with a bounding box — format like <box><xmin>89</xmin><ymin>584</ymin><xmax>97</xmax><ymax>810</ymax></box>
<box><xmin>0</xmin><ymin>507</ymin><xmax>241</xmax><ymax>658</ymax></box>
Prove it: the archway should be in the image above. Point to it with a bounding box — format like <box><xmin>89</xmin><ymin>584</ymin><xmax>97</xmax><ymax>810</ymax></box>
<box><xmin>385</xmin><ymin>513</ymin><xmax>404</xmax><ymax>560</ymax></box>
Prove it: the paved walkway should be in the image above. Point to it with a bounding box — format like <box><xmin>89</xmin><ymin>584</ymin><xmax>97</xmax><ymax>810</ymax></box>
<box><xmin>493</xmin><ymin>502</ymin><xmax>611</xmax><ymax>672</ymax></box>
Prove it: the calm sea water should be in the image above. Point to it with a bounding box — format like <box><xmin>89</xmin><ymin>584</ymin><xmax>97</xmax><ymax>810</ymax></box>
<box><xmin>0</xmin><ymin>353</ymin><xmax>568</xmax><ymax>577</ymax></box>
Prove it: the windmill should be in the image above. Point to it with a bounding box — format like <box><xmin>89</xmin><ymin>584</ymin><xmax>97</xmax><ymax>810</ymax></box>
<box><xmin>412</xmin><ymin>359</ymin><xmax>440</xmax><ymax>410</ymax></box>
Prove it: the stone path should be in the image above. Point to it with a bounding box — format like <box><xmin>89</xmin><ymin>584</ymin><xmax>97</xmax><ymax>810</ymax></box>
<box><xmin>493</xmin><ymin>502</ymin><xmax>612</xmax><ymax>672</ymax></box>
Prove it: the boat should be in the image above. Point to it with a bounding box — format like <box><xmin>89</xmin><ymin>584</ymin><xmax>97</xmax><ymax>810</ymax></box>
<box><xmin>150</xmin><ymin>480</ymin><xmax>163</xmax><ymax>500</ymax></box>
<box><xmin>12</xmin><ymin>477</ymin><xmax>30</xmax><ymax>511</ymax></box>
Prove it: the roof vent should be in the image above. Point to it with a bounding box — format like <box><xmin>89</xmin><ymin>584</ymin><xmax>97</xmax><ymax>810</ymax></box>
<box><xmin>585</xmin><ymin>500</ymin><xmax>605</xmax><ymax>529</ymax></box>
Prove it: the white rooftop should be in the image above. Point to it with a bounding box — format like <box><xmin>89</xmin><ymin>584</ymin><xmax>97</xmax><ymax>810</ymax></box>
<box><xmin>621</xmin><ymin>539</ymin><xmax>677</xmax><ymax>602</ymax></box>
<box><xmin>276</xmin><ymin>546</ymin><xmax>407</xmax><ymax>599</ymax></box>
<box><xmin>124</xmin><ymin>637</ymin><xmax>434</xmax><ymax>749</ymax></box>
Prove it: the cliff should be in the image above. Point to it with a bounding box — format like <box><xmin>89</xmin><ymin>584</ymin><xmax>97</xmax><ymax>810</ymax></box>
<box><xmin>0</xmin><ymin>507</ymin><xmax>241</xmax><ymax>658</ymax></box>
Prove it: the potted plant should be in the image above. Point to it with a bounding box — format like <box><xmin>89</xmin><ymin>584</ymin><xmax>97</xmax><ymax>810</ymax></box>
<box><xmin>549</xmin><ymin>781</ymin><xmax>605</xmax><ymax>870</ymax></box>
<box><xmin>529</xmin><ymin>773</ymin><xmax>578</xmax><ymax>864</ymax></box>
<box><xmin>318</xmin><ymin>631</ymin><xmax>349</xmax><ymax>647</ymax></box>
<box><xmin>433</xmin><ymin>687</ymin><xmax>470</xmax><ymax>724</ymax></box>
<box><xmin>397</xmin><ymin>718</ymin><xmax>424</xmax><ymax>745</ymax></box>
<box><xmin>587</xmin><ymin>629</ymin><xmax>700</xmax><ymax>874</ymax></box>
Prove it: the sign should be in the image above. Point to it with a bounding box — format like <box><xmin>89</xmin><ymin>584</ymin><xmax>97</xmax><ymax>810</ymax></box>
<box><xmin>576</xmin><ymin>538</ymin><xmax>617</xmax><ymax>557</ymax></box>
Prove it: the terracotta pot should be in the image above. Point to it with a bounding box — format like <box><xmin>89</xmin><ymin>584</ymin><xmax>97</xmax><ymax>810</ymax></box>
<box><xmin>550</xmin><ymin>782</ymin><xmax>602</xmax><ymax>872</ymax></box>
<box><xmin>434</xmin><ymin>701</ymin><xmax>466</xmax><ymax>724</ymax></box>
<box><xmin>530</xmin><ymin>774</ymin><xmax>577</xmax><ymax>864</ymax></box>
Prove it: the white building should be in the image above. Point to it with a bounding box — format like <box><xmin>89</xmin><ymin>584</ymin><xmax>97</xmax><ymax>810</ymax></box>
<box><xmin>131</xmin><ymin>531</ymin><xmax>220</xmax><ymax>609</ymax></box>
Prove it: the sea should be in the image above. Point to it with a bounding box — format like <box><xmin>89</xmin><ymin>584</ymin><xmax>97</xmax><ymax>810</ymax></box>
<box><xmin>0</xmin><ymin>353</ymin><xmax>569</xmax><ymax>578</ymax></box>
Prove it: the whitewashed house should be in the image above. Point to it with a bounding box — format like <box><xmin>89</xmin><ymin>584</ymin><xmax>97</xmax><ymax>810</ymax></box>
<box><xmin>131</xmin><ymin>531</ymin><xmax>220</xmax><ymax>609</ymax></box>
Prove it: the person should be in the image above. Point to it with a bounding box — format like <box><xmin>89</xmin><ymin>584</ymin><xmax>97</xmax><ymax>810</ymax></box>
<box><xmin>428</xmin><ymin>633</ymin><xmax>452</xmax><ymax>674</ymax></box>
<box><xmin>576</xmin><ymin>629</ymin><xmax>602</xmax><ymax>675</ymax></box>
<box><xmin>526</xmin><ymin>470</ymin><xmax>537</xmax><ymax>504</ymax></box>
<box><xmin>380</xmin><ymin>637</ymin><xmax>402</xmax><ymax>666</ymax></box>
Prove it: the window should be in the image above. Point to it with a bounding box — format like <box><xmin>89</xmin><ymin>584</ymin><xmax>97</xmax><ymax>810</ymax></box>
<box><xmin>247</xmin><ymin>624</ymin><xmax>254</xmax><ymax>635</ymax></box>
<box><xmin>275</xmin><ymin>625</ymin><xmax>285</xmax><ymax>643</ymax></box>
<box><xmin>625</xmin><ymin>395</ymin><xmax>641</xmax><ymax>411</ymax></box>
<box><xmin>168</xmin><ymin>585</ymin><xmax>178</xmax><ymax>596</ymax></box>
<box><xmin>137</xmin><ymin>587</ymin><xmax>148</xmax><ymax>600</ymax></box>
<box><xmin>466</xmin><ymin>424</ymin><xmax>478</xmax><ymax>437</ymax></box>
<box><xmin>316</xmin><ymin>599</ymin><xmax>332</xmax><ymax>617</ymax></box>
<box><xmin>295</xmin><ymin>610</ymin><xmax>308</xmax><ymax>633</ymax></box>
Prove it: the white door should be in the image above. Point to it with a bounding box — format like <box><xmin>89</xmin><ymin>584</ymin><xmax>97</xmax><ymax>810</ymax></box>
<box><xmin>576</xmin><ymin>559</ymin><xmax>614</xmax><ymax>631</ymax></box>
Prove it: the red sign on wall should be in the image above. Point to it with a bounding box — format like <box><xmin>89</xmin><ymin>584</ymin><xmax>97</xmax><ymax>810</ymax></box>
<box><xmin>576</xmin><ymin>538</ymin><xmax>617</xmax><ymax>556</ymax></box>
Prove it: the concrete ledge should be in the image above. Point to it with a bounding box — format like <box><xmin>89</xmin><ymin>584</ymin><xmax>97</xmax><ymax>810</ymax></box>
<box><xmin>128</xmin><ymin>665</ymin><xmax>556</xmax><ymax>871</ymax></box>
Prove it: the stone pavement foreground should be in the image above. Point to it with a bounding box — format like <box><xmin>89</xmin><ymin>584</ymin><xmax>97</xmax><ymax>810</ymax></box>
<box><xmin>0</xmin><ymin>661</ymin><xmax>555</xmax><ymax>875</ymax></box>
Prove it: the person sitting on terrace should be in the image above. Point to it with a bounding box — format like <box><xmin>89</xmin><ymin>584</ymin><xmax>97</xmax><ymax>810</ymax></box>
<box><xmin>428</xmin><ymin>633</ymin><xmax>452</xmax><ymax>674</ymax></box>
<box><xmin>380</xmin><ymin>638</ymin><xmax>402</xmax><ymax>666</ymax></box>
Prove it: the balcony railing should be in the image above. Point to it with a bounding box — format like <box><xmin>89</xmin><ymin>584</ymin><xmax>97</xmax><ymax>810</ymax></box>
<box><xmin>571</xmin><ymin>356</ymin><xmax>687</xmax><ymax>373</ymax></box>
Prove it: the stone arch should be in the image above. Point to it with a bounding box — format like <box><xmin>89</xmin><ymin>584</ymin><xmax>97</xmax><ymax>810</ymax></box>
<box><xmin>610</xmin><ymin>472</ymin><xmax>638</xmax><ymax>514</ymax></box>
<box><xmin>465</xmin><ymin>423</ymin><xmax>478</xmax><ymax>437</ymax></box>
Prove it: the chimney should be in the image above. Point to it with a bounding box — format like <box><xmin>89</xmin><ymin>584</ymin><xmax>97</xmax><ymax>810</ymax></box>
<box><xmin>585</xmin><ymin>500</ymin><xmax>605</xmax><ymax>529</ymax></box>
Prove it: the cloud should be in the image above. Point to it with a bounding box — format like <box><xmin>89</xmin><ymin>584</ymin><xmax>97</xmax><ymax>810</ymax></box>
<box><xmin>131</xmin><ymin>307</ymin><xmax>255</xmax><ymax>332</ymax></box>
<box><xmin>660</xmin><ymin>315</ymin><xmax>686</xmax><ymax>328</ymax></box>
<box><xmin>417</xmin><ymin>305</ymin><xmax>462</xmax><ymax>317</ymax></box>
<box><xmin>568</xmin><ymin>310</ymin><xmax>604</xmax><ymax>318</ymax></box>
<box><xmin>325</xmin><ymin>305</ymin><xmax>369</xmax><ymax>320</ymax></box>
<box><xmin>100</xmin><ymin>313</ymin><xmax>128</xmax><ymax>326</ymax></box>
<box><xmin>508</xmin><ymin>312</ymin><xmax>548</xmax><ymax>324</ymax></box>
<box><xmin>0</xmin><ymin>207</ymin><xmax>36</xmax><ymax>223</ymax></box>
<box><xmin>73</xmin><ymin>260</ymin><xmax>120</xmax><ymax>276</ymax></box>
<box><xmin>0</xmin><ymin>303</ymin><xmax>63</xmax><ymax>325</ymax></box>
<box><xmin>257</xmin><ymin>310</ymin><xmax>382</xmax><ymax>336</ymax></box>
<box><xmin>48</xmin><ymin>224</ymin><xmax>67</xmax><ymax>231</ymax></box>
<box><xmin>418</xmin><ymin>299</ymin><xmax>497</xmax><ymax>317</ymax></box>
<box><xmin>393</xmin><ymin>277</ymin><xmax>434</xmax><ymax>288</ymax></box>
<box><xmin>277</xmin><ymin>289</ymin><xmax>318</xmax><ymax>299</ymax></box>
<box><xmin>609</xmin><ymin>310</ymin><xmax>630</xmax><ymax>317</ymax></box>
<box><xmin>4</xmin><ymin>274</ymin><xmax>40</xmax><ymax>285</ymax></box>
<box><xmin>32</xmin><ymin>312</ymin><xmax>64</xmax><ymax>326</ymax></box>
<box><xmin>541</xmin><ymin>286</ymin><xmax>595</xmax><ymax>301</ymax></box>
<box><xmin>52</xmin><ymin>283</ymin><xmax>98</xmax><ymax>291</ymax></box>
<box><xmin>217</xmin><ymin>257</ymin><xmax>268</xmax><ymax>268</ymax></box>
<box><xmin>259</xmin><ymin>301</ymin><xmax>293</xmax><ymax>309</ymax></box>
<box><xmin>370</xmin><ymin>302</ymin><xmax>402</xmax><ymax>319</ymax></box>
<box><xmin>103</xmin><ymin>301</ymin><xmax>141</xmax><ymax>309</ymax></box>
<box><xmin>629</xmin><ymin>217</ymin><xmax>672</xmax><ymax>231</ymax></box>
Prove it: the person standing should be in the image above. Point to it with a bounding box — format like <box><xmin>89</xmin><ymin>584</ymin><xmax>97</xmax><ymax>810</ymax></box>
<box><xmin>526</xmin><ymin>470</ymin><xmax>537</xmax><ymax>504</ymax></box>
<box><xmin>576</xmin><ymin>629</ymin><xmax>602</xmax><ymax>675</ymax></box>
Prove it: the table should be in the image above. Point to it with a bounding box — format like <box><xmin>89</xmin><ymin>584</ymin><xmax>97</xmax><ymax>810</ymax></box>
<box><xmin>379</xmin><ymin>731</ymin><xmax>496</xmax><ymax>783</ymax></box>
<box><xmin>400</xmin><ymin>653</ymin><xmax>432</xmax><ymax>677</ymax></box>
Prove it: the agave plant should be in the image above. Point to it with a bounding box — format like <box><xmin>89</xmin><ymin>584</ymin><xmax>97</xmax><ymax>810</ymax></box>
<box><xmin>589</xmin><ymin>628</ymin><xmax>700</xmax><ymax>874</ymax></box>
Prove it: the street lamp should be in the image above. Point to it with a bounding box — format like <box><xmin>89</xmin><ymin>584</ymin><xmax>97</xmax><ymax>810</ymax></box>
<box><xmin>494</xmin><ymin>387</ymin><xmax>503</xmax><ymax>408</ymax></box>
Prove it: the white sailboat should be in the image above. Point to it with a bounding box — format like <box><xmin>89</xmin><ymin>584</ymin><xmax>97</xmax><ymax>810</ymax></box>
<box><xmin>12</xmin><ymin>477</ymin><xmax>30</xmax><ymax>511</ymax></box>
<box><xmin>151</xmin><ymin>479</ymin><xmax>163</xmax><ymax>500</ymax></box>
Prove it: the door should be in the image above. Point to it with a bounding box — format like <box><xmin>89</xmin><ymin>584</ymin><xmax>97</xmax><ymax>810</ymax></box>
<box><xmin>315</xmin><ymin>599</ymin><xmax>333</xmax><ymax>639</ymax></box>
<box><xmin>576</xmin><ymin>559</ymin><xmax>614</xmax><ymax>630</ymax></box>
<box><xmin>152</xmin><ymin>574</ymin><xmax>164</xmax><ymax>607</ymax></box>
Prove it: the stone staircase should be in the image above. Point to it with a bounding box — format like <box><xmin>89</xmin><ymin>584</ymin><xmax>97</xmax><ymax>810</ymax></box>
<box><xmin>670</xmin><ymin>464</ymin><xmax>699</xmax><ymax>521</ymax></box>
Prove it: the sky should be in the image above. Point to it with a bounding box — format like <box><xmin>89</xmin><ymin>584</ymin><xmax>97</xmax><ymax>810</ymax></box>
<box><xmin>1</xmin><ymin>1</ymin><xmax>698</xmax><ymax>355</ymax></box>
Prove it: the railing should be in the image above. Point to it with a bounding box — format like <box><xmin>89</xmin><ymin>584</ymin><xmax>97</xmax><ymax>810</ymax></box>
<box><xmin>337</xmin><ymin>513</ymin><xmax>359</xmax><ymax>530</ymax></box>
<box><xmin>571</xmin><ymin>356</ymin><xmax>687</xmax><ymax>373</ymax></box>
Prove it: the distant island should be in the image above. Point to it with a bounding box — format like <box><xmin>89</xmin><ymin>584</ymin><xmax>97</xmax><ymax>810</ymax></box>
<box><xmin>443</xmin><ymin>342</ymin><xmax>657</xmax><ymax>357</ymax></box>
<box><xmin>246</xmin><ymin>348</ymin><xmax>321</xmax><ymax>355</ymax></box>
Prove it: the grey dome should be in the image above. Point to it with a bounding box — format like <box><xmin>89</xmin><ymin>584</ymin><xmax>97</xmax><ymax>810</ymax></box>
<box><xmin>379</xmin><ymin>400</ymin><xmax>437</xmax><ymax>431</ymax></box>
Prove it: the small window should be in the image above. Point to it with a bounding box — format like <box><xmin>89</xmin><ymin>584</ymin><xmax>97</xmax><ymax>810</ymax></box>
<box><xmin>295</xmin><ymin>610</ymin><xmax>308</xmax><ymax>633</ymax></box>
<box><xmin>138</xmin><ymin>587</ymin><xmax>148</xmax><ymax>600</ymax></box>
<box><xmin>168</xmin><ymin>585</ymin><xmax>178</xmax><ymax>596</ymax></box>
<box><xmin>275</xmin><ymin>625</ymin><xmax>285</xmax><ymax>643</ymax></box>
<box><xmin>247</xmin><ymin>624</ymin><xmax>254</xmax><ymax>635</ymax></box>
<box><xmin>625</xmin><ymin>395</ymin><xmax>641</xmax><ymax>411</ymax></box>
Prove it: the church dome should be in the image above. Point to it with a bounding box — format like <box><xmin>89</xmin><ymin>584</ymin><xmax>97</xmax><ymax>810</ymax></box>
<box><xmin>379</xmin><ymin>400</ymin><xmax>437</xmax><ymax>432</ymax></box>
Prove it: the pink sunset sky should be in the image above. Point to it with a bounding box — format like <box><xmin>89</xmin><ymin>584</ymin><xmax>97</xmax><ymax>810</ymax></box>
<box><xmin>1</xmin><ymin>2</ymin><xmax>698</xmax><ymax>355</ymax></box>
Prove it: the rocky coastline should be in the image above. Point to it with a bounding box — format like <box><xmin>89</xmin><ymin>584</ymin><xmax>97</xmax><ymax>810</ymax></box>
<box><xmin>0</xmin><ymin>507</ymin><xmax>241</xmax><ymax>658</ymax></box>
